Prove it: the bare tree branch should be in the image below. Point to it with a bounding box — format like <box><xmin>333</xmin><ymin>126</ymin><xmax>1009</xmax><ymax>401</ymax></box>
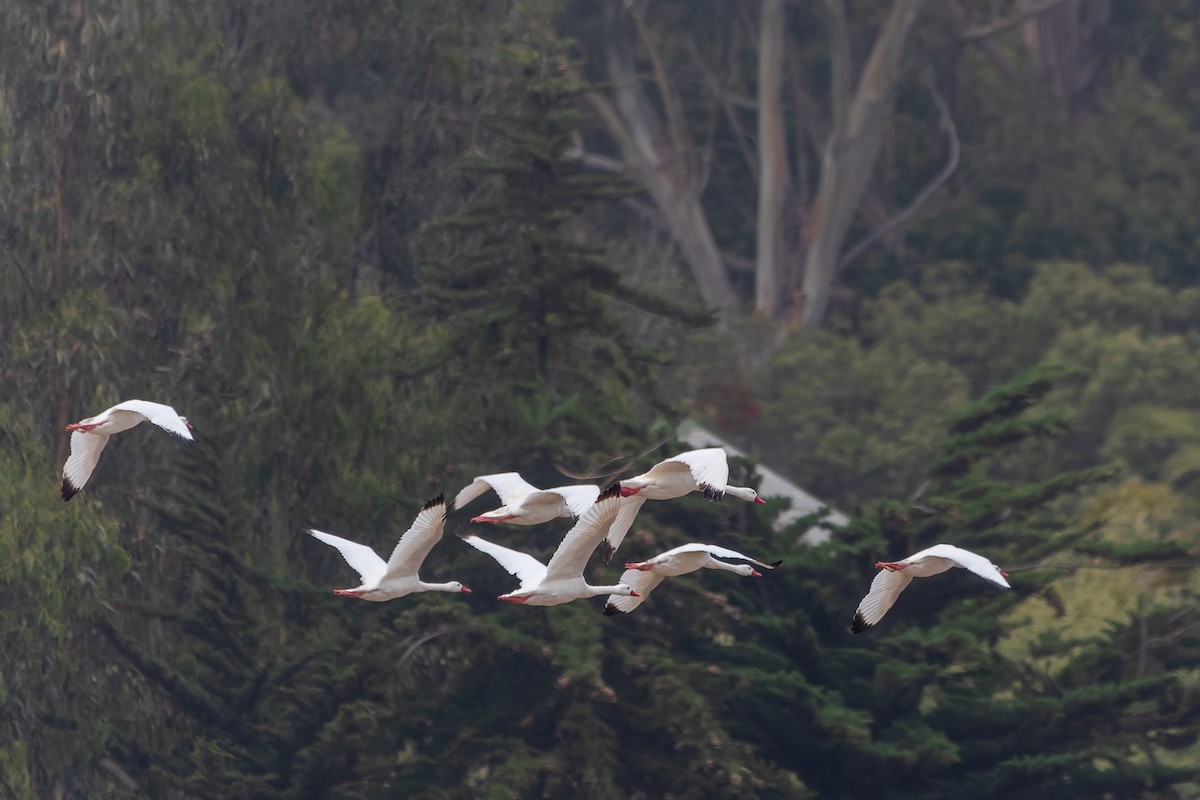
<box><xmin>586</xmin><ymin>92</ymin><xmax>650</xmax><ymax>173</ymax></box>
<box><xmin>800</xmin><ymin>0</ymin><xmax>931</xmax><ymax>330</ymax></box>
<box><xmin>590</xmin><ymin>6</ymin><xmax>740</xmax><ymax>322</ymax></box>
<box><xmin>564</xmin><ymin>133</ymin><xmax>628</xmax><ymax>174</ymax></box>
<box><xmin>960</xmin><ymin>0</ymin><xmax>1075</xmax><ymax>43</ymax></box>
<box><xmin>634</xmin><ymin>15</ymin><xmax>693</xmax><ymax>177</ymax></box>
<box><xmin>683</xmin><ymin>36</ymin><xmax>759</xmax><ymax>183</ymax></box>
<box><xmin>821</xmin><ymin>0</ymin><xmax>852</xmax><ymax>138</ymax></box>
<box><xmin>838</xmin><ymin>74</ymin><xmax>959</xmax><ymax>271</ymax></box>
<box><xmin>940</xmin><ymin>0</ymin><xmax>1017</xmax><ymax>79</ymax></box>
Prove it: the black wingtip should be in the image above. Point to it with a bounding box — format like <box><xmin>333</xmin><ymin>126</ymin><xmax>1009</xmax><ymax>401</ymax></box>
<box><xmin>598</xmin><ymin>539</ymin><xmax>616</xmax><ymax>565</ymax></box>
<box><xmin>603</xmin><ymin>602</ymin><xmax>623</xmax><ymax>616</ymax></box>
<box><xmin>849</xmin><ymin>611</ymin><xmax>871</xmax><ymax>634</ymax></box>
<box><xmin>768</xmin><ymin>559</ymin><xmax>783</xmax><ymax>569</ymax></box>
<box><xmin>422</xmin><ymin>494</ymin><xmax>446</xmax><ymax>512</ymax></box>
<box><xmin>598</xmin><ymin>483</ymin><xmax>622</xmax><ymax>502</ymax></box>
<box><xmin>454</xmin><ymin>527</ymin><xmax>474</xmax><ymax>542</ymax></box>
<box><xmin>700</xmin><ymin>483</ymin><xmax>724</xmax><ymax>502</ymax></box>
<box><xmin>61</xmin><ymin>478</ymin><xmax>80</xmax><ymax>502</ymax></box>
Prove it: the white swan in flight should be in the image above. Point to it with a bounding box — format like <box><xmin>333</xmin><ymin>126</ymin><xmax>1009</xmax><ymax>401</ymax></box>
<box><xmin>604</xmin><ymin>542</ymin><xmax>780</xmax><ymax>615</ymax></box>
<box><xmin>850</xmin><ymin>544</ymin><xmax>1010</xmax><ymax>633</ymax></box>
<box><xmin>453</xmin><ymin>472</ymin><xmax>600</xmax><ymax>525</ymax></box>
<box><xmin>62</xmin><ymin>399</ymin><xmax>194</xmax><ymax>501</ymax></box>
<box><xmin>308</xmin><ymin>496</ymin><xmax>470</xmax><ymax>600</ymax></box>
<box><xmin>603</xmin><ymin>447</ymin><xmax>766</xmax><ymax>562</ymax></box>
<box><xmin>459</xmin><ymin>484</ymin><xmax>638</xmax><ymax>606</ymax></box>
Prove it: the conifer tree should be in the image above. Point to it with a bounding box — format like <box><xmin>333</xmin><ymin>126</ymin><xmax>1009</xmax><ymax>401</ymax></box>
<box><xmin>745</xmin><ymin>365</ymin><xmax>1200</xmax><ymax>798</ymax></box>
<box><xmin>414</xmin><ymin>9</ymin><xmax>709</xmax><ymax>473</ymax></box>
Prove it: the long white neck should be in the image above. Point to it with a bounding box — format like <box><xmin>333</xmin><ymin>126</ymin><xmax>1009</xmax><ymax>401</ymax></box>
<box><xmin>420</xmin><ymin>581</ymin><xmax>464</xmax><ymax>593</ymax></box>
<box><xmin>587</xmin><ymin>584</ymin><xmax>630</xmax><ymax>597</ymax></box>
<box><xmin>706</xmin><ymin>557</ymin><xmax>749</xmax><ymax>575</ymax></box>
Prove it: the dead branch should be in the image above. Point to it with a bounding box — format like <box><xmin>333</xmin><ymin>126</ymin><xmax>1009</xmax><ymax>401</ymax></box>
<box><xmin>838</xmin><ymin>73</ymin><xmax>959</xmax><ymax>271</ymax></box>
<box><xmin>960</xmin><ymin>0</ymin><xmax>1075</xmax><ymax>43</ymax></box>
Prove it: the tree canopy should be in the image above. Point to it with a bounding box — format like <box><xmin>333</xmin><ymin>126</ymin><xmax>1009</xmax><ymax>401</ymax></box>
<box><xmin>2</xmin><ymin>0</ymin><xmax>1200</xmax><ymax>798</ymax></box>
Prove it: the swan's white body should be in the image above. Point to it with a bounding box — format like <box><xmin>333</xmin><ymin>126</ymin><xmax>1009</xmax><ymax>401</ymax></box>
<box><xmin>62</xmin><ymin>399</ymin><xmax>194</xmax><ymax>501</ymax></box>
<box><xmin>308</xmin><ymin>496</ymin><xmax>470</xmax><ymax>601</ymax></box>
<box><xmin>850</xmin><ymin>544</ymin><xmax>1010</xmax><ymax>633</ymax></box>
<box><xmin>459</xmin><ymin>485</ymin><xmax>637</xmax><ymax>606</ymax></box>
<box><xmin>604</xmin><ymin>543</ymin><xmax>781</xmax><ymax>615</ymax></box>
<box><xmin>454</xmin><ymin>472</ymin><xmax>600</xmax><ymax>525</ymax></box>
<box><xmin>604</xmin><ymin>448</ymin><xmax>766</xmax><ymax>561</ymax></box>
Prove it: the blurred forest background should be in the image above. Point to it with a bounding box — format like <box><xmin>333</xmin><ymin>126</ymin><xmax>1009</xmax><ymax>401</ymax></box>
<box><xmin>2</xmin><ymin>0</ymin><xmax>1200</xmax><ymax>797</ymax></box>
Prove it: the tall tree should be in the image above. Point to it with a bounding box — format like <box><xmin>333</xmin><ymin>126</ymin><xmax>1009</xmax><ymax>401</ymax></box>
<box><xmin>574</xmin><ymin>0</ymin><xmax>1105</xmax><ymax>330</ymax></box>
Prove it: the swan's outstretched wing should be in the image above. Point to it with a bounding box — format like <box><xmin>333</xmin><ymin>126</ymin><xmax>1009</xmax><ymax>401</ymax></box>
<box><xmin>668</xmin><ymin>448</ymin><xmax>729</xmax><ymax>500</ymax></box>
<box><xmin>850</xmin><ymin>569</ymin><xmax>913</xmax><ymax>633</ymax></box>
<box><xmin>458</xmin><ymin>533</ymin><xmax>547</xmax><ymax>590</ymax></box>
<box><xmin>454</xmin><ymin>472</ymin><xmax>539</xmax><ymax>510</ymax></box>
<box><xmin>546</xmin><ymin>484</ymin><xmax>602</xmax><ymax>517</ymax></box>
<box><xmin>603</xmin><ymin>568</ymin><xmax>666</xmax><ymax>615</ymax></box>
<box><xmin>62</xmin><ymin>431</ymin><xmax>110</xmax><ymax>501</ymax></box>
<box><xmin>308</xmin><ymin>530</ymin><xmax>387</xmax><ymax>585</ymax></box>
<box><xmin>544</xmin><ymin>485</ymin><xmax>623</xmax><ymax>581</ymax></box>
<box><xmin>915</xmin><ymin>544</ymin><xmax>1011</xmax><ymax>588</ymax></box>
<box><xmin>598</xmin><ymin>495</ymin><xmax>646</xmax><ymax>564</ymax></box>
<box><xmin>112</xmin><ymin>400</ymin><xmax>194</xmax><ymax>441</ymax></box>
<box><xmin>385</xmin><ymin>496</ymin><xmax>451</xmax><ymax>576</ymax></box>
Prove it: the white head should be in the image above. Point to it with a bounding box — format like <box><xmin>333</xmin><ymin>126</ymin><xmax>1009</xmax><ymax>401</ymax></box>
<box><xmin>441</xmin><ymin>581</ymin><xmax>472</xmax><ymax>594</ymax></box>
<box><xmin>725</xmin><ymin>486</ymin><xmax>767</xmax><ymax>505</ymax></box>
<box><xmin>733</xmin><ymin>564</ymin><xmax>762</xmax><ymax>577</ymax></box>
<box><xmin>612</xmin><ymin>583</ymin><xmax>640</xmax><ymax>598</ymax></box>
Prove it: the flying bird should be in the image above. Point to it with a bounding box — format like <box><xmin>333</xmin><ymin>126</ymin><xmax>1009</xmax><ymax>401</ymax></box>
<box><xmin>850</xmin><ymin>544</ymin><xmax>1010</xmax><ymax>633</ymax></box>
<box><xmin>61</xmin><ymin>399</ymin><xmax>194</xmax><ymax>501</ymax></box>
<box><xmin>459</xmin><ymin>484</ymin><xmax>638</xmax><ymax>606</ymax></box>
<box><xmin>453</xmin><ymin>472</ymin><xmax>600</xmax><ymax>525</ymax></box>
<box><xmin>603</xmin><ymin>447</ymin><xmax>767</xmax><ymax>562</ymax></box>
<box><xmin>308</xmin><ymin>496</ymin><xmax>470</xmax><ymax>601</ymax></box>
<box><xmin>604</xmin><ymin>543</ymin><xmax>781</xmax><ymax>615</ymax></box>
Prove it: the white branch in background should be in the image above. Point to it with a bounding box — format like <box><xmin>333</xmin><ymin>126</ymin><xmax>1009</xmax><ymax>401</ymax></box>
<box><xmin>838</xmin><ymin>74</ymin><xmax>960</xmax><ymax>271</ymax></box>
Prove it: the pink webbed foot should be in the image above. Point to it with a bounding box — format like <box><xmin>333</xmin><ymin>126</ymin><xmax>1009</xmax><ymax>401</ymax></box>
<box><xmin>618</xmin><ymin>485</ymin><xmax>641</xmax><ymax>498</ymax></box>
<box><xmin>875</xmin><ymin>561</ymin><xmax>906</xmax><ymax>572</ymax></box>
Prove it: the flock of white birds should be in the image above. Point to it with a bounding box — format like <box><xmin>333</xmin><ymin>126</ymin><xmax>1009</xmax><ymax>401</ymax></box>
<box><xmin>61</xmin><ymin>399</ymin><xmax>1013</xmax><ymax>629</ymax></box>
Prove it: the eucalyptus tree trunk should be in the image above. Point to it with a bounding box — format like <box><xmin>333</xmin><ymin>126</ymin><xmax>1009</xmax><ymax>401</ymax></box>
<box><xmin>589</xmin><ymin>4</ymin><xmax>740</xmax><ymax>325</ymax></box>
<box><xmin>754</xmin><ymin>0</ymin><xmax>789</xmax><ymax>318</ymax></box>
<box><xmin>799</xmin><ymin>0</ymin><xmax>930</xmax><ymax>329</ymax></box>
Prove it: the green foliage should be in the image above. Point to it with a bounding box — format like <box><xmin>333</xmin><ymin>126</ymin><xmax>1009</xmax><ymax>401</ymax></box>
<box><xmin>0</xmin><ymin>406</ymin><xmax>129</xmax><ymax>797</ymax></box>
<box><xmin>3</xmin><ymin>1</ymin><xmax>1200</xmax><ymax>798</ymax></box>
<box><xmin>414</xmin><ymin>23</ymin><xmax>705</xmax><ymax>471</ymax></box>
<box><xmin>745</xmin><ymin>328</ymin><xmax>970</xmax><ymax>507</ymax></box>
